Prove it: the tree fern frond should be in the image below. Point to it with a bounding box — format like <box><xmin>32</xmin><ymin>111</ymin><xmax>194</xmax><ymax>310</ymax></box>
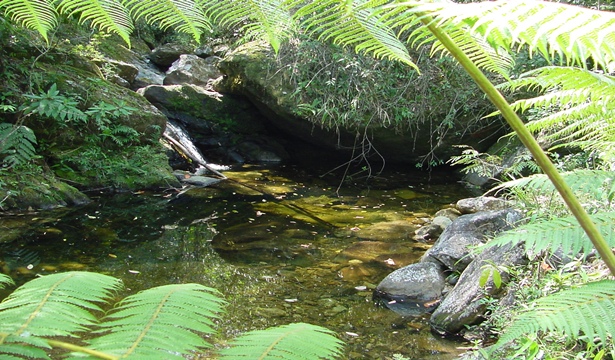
<box><xmin>492</xmin><ymin>280</ymin><xmax>615</xmax><ymax>352</ymax></box>
<box><xmin>124</xmin><ymin>0</ymin><xmax>211</xmax><ymax>43</ymax></box>
<box><xmin>483</xmin><ymin>211</ymin><xmax>615</xmax><ymax>258</ymax></box>
<box><xmin>0</xmin><ymin>273</ymin><xmax>14</xmax><ymax>289</ymax></box>
<box><xmin>416</xmin><ymin>0</ymin><xmax>615</xmax><ymax>71</ymax></box>
<box><xmin>219</xmin><ymin>322</ymin><xmax>344</xmax><ymax>359</ymax></box>
<box><xmin>201</xmin><ymin>0</ymin><xmax>292</xmax><ymax>53</ymax></box>
<box><xmin>0</xmin><ymin>272</ymin><xmax>120</xmax><ymax>340</ymax></box>
<box><xmin>491</xmin><ymin>170</ymin><xmax>615</xmax><ymax>202</ymax></box>
<box><xmin>290</xmin><ymin>0</ymin><xmax>418</xmax><ymax>71</ymax></box>
<box><xmin>0</xmin><ymin>0</ymin><xmax>57</xmax><ymax>43</ymax></box>
<box><xmin>57</xmin><ymin>0</ymin><xmax>133</xmax><ymax>45</ymax></box>
<box><xmin>82</xmin><ymin>283</ymin><xmax>225</xmax><ymax>359</ymax></box>
<box><xmin>376</xmin><ymin>2</ymin><xmax>513</xmax><ymax>77</ymax></box>
<box><xmin>0</xmin><ymin>336</ymin><xmax>51</xmax><ymax>360</ymax></box>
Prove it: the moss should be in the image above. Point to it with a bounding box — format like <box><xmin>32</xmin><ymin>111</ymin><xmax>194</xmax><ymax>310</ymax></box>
<box><xmin>0</xmin><ymin>166</ymin><xmax>90</xmax><ymax>211</ymax></box>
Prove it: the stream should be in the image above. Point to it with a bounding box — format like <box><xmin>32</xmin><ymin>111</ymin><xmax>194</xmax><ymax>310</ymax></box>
<box><xmin>1</xmin><ymin>164</ymin><xmax>473</xmax><ymax>359</ymax></box>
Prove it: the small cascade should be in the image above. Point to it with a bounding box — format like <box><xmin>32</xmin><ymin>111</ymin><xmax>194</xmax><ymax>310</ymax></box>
<box><xmin>163</xmin><ymin>120</ymin><xmax>227</xmax><ymax>179</ymax></box>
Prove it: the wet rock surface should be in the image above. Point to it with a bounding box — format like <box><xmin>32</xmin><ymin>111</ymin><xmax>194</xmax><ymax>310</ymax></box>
<box><xmin>373</xmin><ymin>262</ymin><xmax>446</xmax><ymax>316</ymax></box>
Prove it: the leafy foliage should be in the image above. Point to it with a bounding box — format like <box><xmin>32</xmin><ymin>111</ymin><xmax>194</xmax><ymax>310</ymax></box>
<box><xmin>124</xmin><ymin>0</ymin><xmax>211</xmax><ymax>43</ymax></box>
<box><xmin>289</xmin><ymin>0</ymin><xmax>416</xmax><ymax>71</ymax></box>
<box><xmin>202</xmin><ymin>0</ymin><xmax>292</xmax><ymax>52</ymax></box>
<box><xmin>0</xmin><ymin>272</ymin><xmax>344</xmax><ymax>359</ymax></box>
<box><xmin>0</xmin><ymin>122</ymin><xmax>37</xmax><ymax>168</ymax></box>
<box><xmin>485</xmin><ymin>212</ymin><xmax>615</xmax><ymax>259</ymax></box>
<box><xmin>498</xmin><ymin>66</ymin><xmax>615</xmax><ymax>163</ymax></box>
<box><xmin>0</xmin><ymin>274</ymin><xmax>14</xmax><ymax>289</ymax></box>
<box><xmin>77</xmin><ymin>283</ymin><xmax>225</xmax><ymax>359</ymax></box>
<box><xmin>0</xmin><ymin>0</ymin><xmax>57</xmax><ymax>43</ymax></box>
<box><xmin>220</xmin><ymin>322</ymin><xmax>344</xmax><ymax>359</ymax></box>
<box><xmin>21</xmin><ymin>84</ymin><xmax>87</xmax><ymax>125</ymax></box>
<box><xmin>490</xmin><ymin>280</ymin><xmax>615</xmax><ymax>354</ymax></box>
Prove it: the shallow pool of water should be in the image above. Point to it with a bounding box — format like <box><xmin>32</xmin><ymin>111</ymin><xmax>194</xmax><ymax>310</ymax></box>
<box><xmin>1</xmin><ymin>164</ymin><xmax>473</xmax><ymax>359</ymax></box>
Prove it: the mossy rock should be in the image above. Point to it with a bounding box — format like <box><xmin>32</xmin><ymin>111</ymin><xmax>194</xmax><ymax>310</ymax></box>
<box><xmin>0</xmin><ymin>168</ymin><xmax>90</xmax><ymax>211</ymax></box>
<box><xmin>52</xmin><ymin>144</ymin><xmax>180</xmax><ymax>191</ymax></box>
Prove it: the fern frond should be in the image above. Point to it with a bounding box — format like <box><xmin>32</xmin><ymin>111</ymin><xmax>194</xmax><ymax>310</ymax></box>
<box><xmin>202</xmin><ymin>0</ymin><xmax>292</xmax><ymax>53</ymax></box>
<box><xmin>290</xmin><ymin>0</ymin><xmax>418</xmax><ymax>71</ymax></box>
<box><xmin>0</xmin><ymin>274</ymin><xmax>14</xmax><ymax>289</ymax></box>
<box><xmin>492</xmin><ymin>280</ymin><xmax>615</xmax><ymax>352</ymax></box>
<box><xmin>220</xmin><ymin>322</ymin><xmax>344</xmax><ymax>359</ymax></box>
<box><xmin>491</xmin><ymin>170</ymin><xmax>615</xmax><ymax>202</ymax></box>
<box><xmin>0</xmin><ymin>123</ymin><xmax>38</xmax><ymax>168</ymax></box>
<box><xmin>413</xmin><ymin>0</ymin><xmax>615</xmax><ymax>71</ymax></box>
<box><xmin>56</xmin><ymin>0</ymin><xmax>133</xmax><ymax>45</ymax></box>
<box><xmin>0</xmin><ymin>0</ymin><xmax>57</xmax><ymax>43</ymax></box>
<box><xmin>484</xmin><ymin>211</ymin><xmax>615</xmax><ymax>258</ymax></box>
<box><xmin>123</xmin><ymin>0</ymin><xmax>211</xmax><ymax>43</ymax></box>
<box><xmin>82</xmin><ymin>283</ymin><xmax>225</xmax><ymax>359</ymax></box>
<box><xmin>0</xmin><ymin>272</ymin><xmax>121</xmax><ymax>338</ymax></box>
<box><xmin>375</xmin><ymin>2</ymin><xmax>513</xmax><ymax>77</ymax></box>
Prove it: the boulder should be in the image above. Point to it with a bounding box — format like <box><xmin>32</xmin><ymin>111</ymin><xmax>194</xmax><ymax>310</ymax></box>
<box><xmin>164</xmin><ymin>54</ymin><xmax>222</xmax><ymax>86</ymax></box>
<box><xmin>373</xmin><ymin>262</ymin><xmax>446</xmax><ymax>316</ymax></box>
<box><xmin>456</xmin><ymin>196</ymin><xmax>512</xmax><ymax>214</ymax></box>
<box><xmin>421</xmin><ymin>209</ymin><xmax>522</xmax><ymax>273</ymax></box>
<box><xmin>150</xmin><ymin>43</ymin><xmax>194</xmax><ymax>67</ymax></box>
<box><xmin>429</xmin><ymin>242</ymin><xmax>527</xmax><ymax>335</ymax></box>
<box><xmin>215</xmin><ymin>41</ymin><xmax>502</xmax><ymax>165</ymax></box>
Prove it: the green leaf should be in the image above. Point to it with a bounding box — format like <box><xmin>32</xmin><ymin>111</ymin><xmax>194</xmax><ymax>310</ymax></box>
<box><xmin>201</xmin><ymin>0</ymin><xmax>293</xmax><ymax>53</ymax></box>
<box><xmin>0</xmin><ymin>0</ymin><xmax>58</xmax><ymax>43</ymax></box>
<box><xmin>124</xmin><ymin>0</ymin><xmax>212</xmax><ymax>43</ymax></box>
<box><xmin>82</xmin><ymin>283</ymin><xmax>226</xmax><ymax>359</ymax></box>
<box><xmin>491</xmin><ymin>280</ymin><xmax>615</xmax><ymax>352</ymax></box>
<box><xmin>290</xmin><ymin>0</ymin><xmax>417</xmax><ymax>71</ymax></box>
<box><xmin>220</xmin><ymin>322</ymin><xmax>344</xmax><ymax>359</ymax></box>
<box><xmin>56</xmin><ymin>0</ymin><xmax>133</xmax><ymax>46</ymax></box>
<box><xmin>483</xmin><ymin>211</ymin><xmax>615</xmax><ymax>259</ymax></box>
<box><xmin>0</xmin><ymin>272</ymin><xmax>121</xmax><ymax>339</ymax></box>
<box><xmin>0</xmin><ymin>274</ymin><xmax>14</xmax><ymax>289</ymax></box>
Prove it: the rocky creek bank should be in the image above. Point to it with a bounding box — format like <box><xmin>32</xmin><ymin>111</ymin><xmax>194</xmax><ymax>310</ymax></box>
<box><xmin>373</xmin><ymin>196</ymin><xmax>528</xmax><ymax>337</ymax></box>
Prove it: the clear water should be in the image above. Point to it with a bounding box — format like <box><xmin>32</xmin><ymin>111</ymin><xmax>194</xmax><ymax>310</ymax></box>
<box><xmin>0</xmin><ymin>164</ymin><xmax>472</xmax><ymax>359</ymax></box>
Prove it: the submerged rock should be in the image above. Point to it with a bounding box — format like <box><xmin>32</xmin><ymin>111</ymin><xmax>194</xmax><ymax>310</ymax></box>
<box><xmin>373</xmin><ymin>262</ymin><xmax>446</xmax><ymax>316</ymax></box>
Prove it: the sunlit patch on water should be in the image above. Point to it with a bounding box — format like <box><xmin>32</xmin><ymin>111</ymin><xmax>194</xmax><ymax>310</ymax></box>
<box><xmin>0</xmin><ymin>164</ymin><xmax>471</xmax><ymax>359</ymax></box>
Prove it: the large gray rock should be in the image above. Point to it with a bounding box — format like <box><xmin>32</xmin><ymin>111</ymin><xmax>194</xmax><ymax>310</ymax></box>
<box><xmin>422</xmin><ymin>209</ymin><xmax>522</xmax><ymax>273</ymax></box>
<box><xmin>150</xmin><ymin>43</ymin><xmax>194</xmax><ymax>67</ymax></box>
<box><xmin>164</xmin><ymin>54</ymin><xmax>222</xmax><ymax>86</ymax></box>
<box><xmin>430</xmin><ymin>242</ymin><xmax>527</xmax><ymax>335</ymax></box>
<box><xmin>215</xmin><ymin>41</ymin><xmax>502</xmax><ymax>165</ymax></box>
<box><xmin>373</xmin><ymin>262</ymin><xmax>446</xmax><ymax>316</ymax></box>
<box><xmin>456</xmin><ymin>196</ymin><xmax>512</xmax><ymax>214</ymax></box>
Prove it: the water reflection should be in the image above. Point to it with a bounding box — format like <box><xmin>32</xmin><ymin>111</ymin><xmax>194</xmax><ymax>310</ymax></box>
<box><xmin>0</xmin><ymin>164</ymin><xmax>470</xmax><ymax>359</ymax></box>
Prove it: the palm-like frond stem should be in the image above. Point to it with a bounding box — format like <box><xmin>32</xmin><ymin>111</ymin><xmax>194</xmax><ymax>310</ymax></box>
<box><xmin>219</xmin><ymin>322</ymin><xmax>344</xmax><ymax>359</ymax></box>
<box><xmin>123</xmin><ymin>0</ymin><xmax>211</xmax><ymax>43</ymax></box>
<box><xmin>0</xmin><ymin>0</ymin><xmax>57</xmax><ymax>42</ymax></box>
<box><xmin>491</xmin><ymin>280</ymin><xmax>615</xmax><ymax>352</ymax></box>
<box><xmin>57</xmin><ymin>0</ymin><xmax>133</xmax><ymax>45</ymax></box>
<box><xmin>82</xmin><ymin>283</ymin><xmax>225</xmax><ymax>359</ymax></box>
